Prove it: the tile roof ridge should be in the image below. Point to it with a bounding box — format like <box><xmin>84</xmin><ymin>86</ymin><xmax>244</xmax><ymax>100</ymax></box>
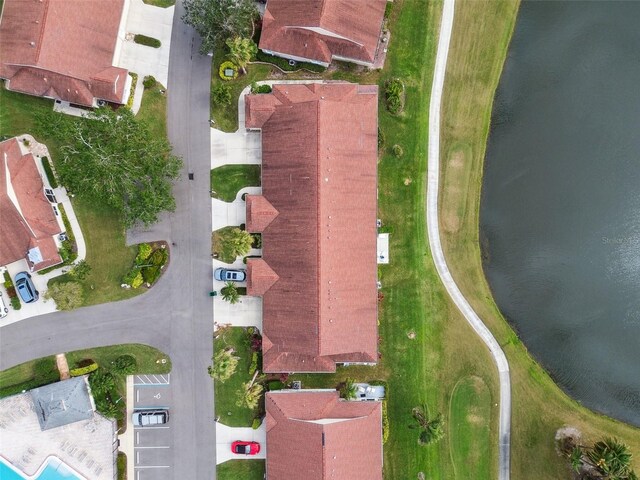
<box><xmin>33</xmin><ymin>0</ymin><xmax>50</xmax><ymax>64</ymax></box>
<box><xmin>316</xmin><ymin>98</ymin><xmax>323</xmax><ymax>358</ymax></box>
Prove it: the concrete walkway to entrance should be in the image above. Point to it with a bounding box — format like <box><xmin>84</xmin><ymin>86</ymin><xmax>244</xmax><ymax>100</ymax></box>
<box><xmin>211</xmin><ymin>187</ymin><xmax>261</xmax><ymax>232</ymax></box>
<box><xmin>215</xmin><ymin>421</ymin><xmax>266</xmax><ymax>464</ymax></box>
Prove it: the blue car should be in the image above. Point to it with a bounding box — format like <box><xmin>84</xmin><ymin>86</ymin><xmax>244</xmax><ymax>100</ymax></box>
<box><xmin>15</xmin><ymin>271</ymin><xmax>39</xmax><ymax>303</ymax></box>
<box><xmin>214</xmin><ymin>268</ymin><xmax>246</xmax><ymax>282</ymax></box>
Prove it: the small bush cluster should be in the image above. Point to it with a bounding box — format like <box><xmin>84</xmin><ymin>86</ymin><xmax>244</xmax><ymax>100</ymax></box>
<box><xmin>122</xmin><ymin>243</ymin><xmax>169</xmax><ymax>288</ymax></box>
<box><xmin>384</xmin><ymin>78</ymin><xmax>404</xmax><ymax>114</ymax></box>
<box><xmin>134</xmin><ymin>34</ymin><xmax>161</xmax><ymax>48</ymax></box>
<box><xmin>212</xmin><ymin>84</ymin><xmax>232</xmax><ymax>106</ymax></box>
<box><xmin>252</xmin><ymin>417</ymin><xmax>262</xmax><ymax>429</ymax></box>
<box><xmin>248</xmin><ymin>351</ymin><xmax>259</xmax><ymax>376</ymax></box>
<box><xmin>11</xmin><ymin>296</ymin><xmax>22</xmax><ymax>310</ymax></box>
<box><xmin>4</xmin><ymin>272</ymin><xmax>20</xmax><ymax>309</ymax></box>
<box><xmin>250</xmin><ymin>82</ymin><xmax>272</xmax><ymax>94</ymax></box>
<box><xmin>392</xmin><ymin>144</ymin><xmax>404</xmax><ymax>158</ymax></box>
<box><xmin>219</xmin><ymin>61</ymin><xmax>239</xmax><ymax>80</ymax></box>
<box><xmin>70</xmin><ymin>361</ymin><xmax>99</xmax><ymax>377</ymax></box>
<box><xmin>143</xmin><ymin>75</ymin><xmax>157</xmax><ymax>89</ymax></box>
<box><xmin>112</xmin><ymin>355</ymin><xmax>137</xmax><ymax>375</ymax></box>
<box><xmin>378</xmin><ymin>128</ymin><xmax>385</xmax><ymax>150</ymax></box>
<box><xmin>41</xmin><ymin>156</ymin><xmax>58</xmax><ymax>188</ymax></box>
<box><xmin>127</xmin><ymin>73</ymin><xmax>138</xmax><ymax>110</ymax></box>
<box><xmin>381</xmin><ymin>400</ymin><xmax>389</xmax><ymax>444</ymax></box>
<box><xmin>251</xmin><ymin>233</ymin><xmax>262</xmax><ymax>249</ymax></box>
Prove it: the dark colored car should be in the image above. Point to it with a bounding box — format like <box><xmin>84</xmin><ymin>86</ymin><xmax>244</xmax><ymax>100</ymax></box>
<box><xmin>214</xmin><ymin>268</ymin><xmax>246</xmax><ymax>282</ymax></box>
<box><xmin>132</xmin><ymin>409</ymin><xmax>169</xmax><ymax>427</ymax></box>
<box><xmin>231</xmin><ymin>441</ymin><xmax>260</xmax><ymax>455</ymax></box>
<box><xmin>15</xmin><ymin>271</ymin><xmax>39</xmax><ymax>303</ymax></box>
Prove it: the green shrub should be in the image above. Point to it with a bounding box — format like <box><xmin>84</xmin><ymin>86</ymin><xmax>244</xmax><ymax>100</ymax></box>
<box><xmin>58</xmin><ymin>240</ymin><xmax>74</xmax><ymax>263</ymax></box>
<box><xmin>44</xmin><ymin>281</ymin><xmax>83</xmax><ymax>310</ymax></box>
<box><xmin>69</xmin><ymin>260</ymin><xmax>91</xmax><ymax>280</ymax></box>
<box><xmin>127</xmin><ymin>73</ymin><xmax>138</xmax><ymax>110</ymax></box>
<box><xmin>219</xmin><ymin>61</ymin><xmax>239</xmax><ymax>80</ymax></box>
<box><xmin>23</xmin><ymin>138</ymin><xmax>30</xmax><ymax>146</ymax></box>
<box><xmin>3</xmin><ymin>271</ymin><xmax>12</xmax><ymax>285</ymax></box>
<box><xmin>149</xmin><ymin>248</ymin><xmax>168</xmax><ymax>267</ymax></box>
<box><xmin>142</xmin><ymin>266</ymin><xmax>161</xmax><ymax>284</ymax></box>
<box><xmin>267</xmin><ymin>380</ymin><xmax>285</xmax><ymax>391</ymax></box>
<box><xmin>70</xmin><ymin>362</ymin><xmax>99</xmax><ymax>377</ymax></box>
<box><xmin>378</xmin><ymin>128</ymin><xmax>385</xmax><ymax>150</ymax></box>
<box><xmin>251</xmin><ymin>233</ymin><xmax>262</xmax><ymax>249</ymax></box>
<box><xmin>136</xmin><ymin>243</ymin><xmax>153</xmax><ymax>264</ymax></box>
<box><xmin>41</xmin><ymin>156</ymin><xmax>58</xmax><ymax>188</ymax></box>
<box><xmin>381</xmin><ymin>400</ymin><xmax>389</xmax><ymax>444</ymax></box>
<box><xmin>252</xmin><ymin>417</ymin><xmax>262</xmax><ymax>429</ymax></box>
<box><xmin>112</xmin><ymin>355</ymin><xmax>137</xmax><ymax>375</ymax></box>
<box><xmin>248</xmin><ymin>351</ymin><xmax>259</xmax><ymax>375</ymax></box>
<box><xmin>250</xmin><ymin>82</ymin><xmax>272</xmax><ymax>94</ymax></box>
<box><xmin>134</xmin><ymin>34</ymin><xmax>161</xmax><ymax>48</ymax></box>
<box><xmin>392</xmin><ymin>144</ymin><xmax>404</xmax><ymax>158</ymax></box>
<box><xmin>10</xmin><ymin>296</ymin><xmax>21</xmax><ymax>310</ymax></box>
<box><xmin>384</xmin><ymin>78</ymin><xmax>404</xmax><ymax>114</ymax></box>
<box><xmin>212</xmin><ymin>84</ymin><xmax>232</xmax><ymax>106</ymax></box>
<box><xmin>6</xmin><ymin>286</ymin><xmax>17</xmax><ymax>298</ymax></box>
<box><xmin>123</xmin><ymin>269</ymin><xmax>144</xmax><ymax>288</ymax></box>
<box><xmin>143</xmin><ymin>75</ymin><xmax>157</xmax><ymax>89</ymax></box>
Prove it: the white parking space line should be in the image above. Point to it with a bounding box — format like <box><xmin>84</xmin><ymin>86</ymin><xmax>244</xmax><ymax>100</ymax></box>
<box><xmin>134</xmin><ymin>466</ymin><xmax>171</xmax><ymax>469</ymax></box>
<box><xmin>136</xmin><ymin>451</ymin><xmax>140</xmax><ymax>464</ymax></box>
<box><xmin>136</xmin><ymin>432</ymin><xmax>140</xmax><ymax>445</ymax></box>
<box><xmin>133</xmin><ymin>426</ymin><xmax>170</xmax><ymax>430</ymax></box>
<box><xmin>136</xmin><ymin>390</ymin><xmax>139</xmax><ymax>402</ymax></box>
<box><xmin>134</xmin><ymin>374</ymin><xmax>170</xmax><ymax>386</ymax></box>
<box><xmin>134</xmin><ymin>446</ymin><xmax>170</xmax><ymax>449</ymax></box>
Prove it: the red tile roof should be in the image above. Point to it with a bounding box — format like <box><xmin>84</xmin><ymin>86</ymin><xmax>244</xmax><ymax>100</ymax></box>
<box><xmin>265</xmin><ymin>391</ymin><xmax>383</xmax><ymax>480</ymax></box>
<box><xmin>245</xmin><ymin>83</ymin><xmax>378</xmax><ymax>372</ymax></box>
<box><xmin>246</xmin><ymin>194</ymin><xmax>279</xmax><ymax>232</ymax></box>
<box><xmin>0</xmin><ymin>0</ymin><xmax>128</xmax><ymax>106</ymax></box>
<box><xmin>246</xmin><ymin>258</ymin><xmax>280</xmax><ymax>296</ymax></box>
<box><xmin>0</xmin><ymin>138</ymin><xmax>62</xmax><ymax>270</ymax></box>
<box><xmin>259</xmin><ymin>0</ymin><xmax>387</xmax><ymax>66</ymax></box>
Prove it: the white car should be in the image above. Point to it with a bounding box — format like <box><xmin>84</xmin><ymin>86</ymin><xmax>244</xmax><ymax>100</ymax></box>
<box><xmin>0</xmin><ymin>291</ymin><xmax>8</xmax><ymax>318</ymax></box>
<box><xmin>132</xmin><ymin>409</ymin><xmax>169</xmax><ymax>427</ymax></box>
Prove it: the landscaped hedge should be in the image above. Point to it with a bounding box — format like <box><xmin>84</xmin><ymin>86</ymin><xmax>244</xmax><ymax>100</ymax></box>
<box><xmin>384</xmin><ymin>78</ymin><xmax>405</xmax><ymax>114</ymax></box>
<box><xmin>134</xmin><ymin>34</ymin><xmax>161</xmax><ymax>48</ymax></box>
<box><xmin>254</xmin><ymin>51</ymin><xmax>326</xmax><ymax>73</ymax></box>
<box><xmin>250</xmin><ymin>82</ymin><xmax>272</xmax><ymax>94</ymax></box>
<box><xmin>248</xmin><ymin>351</ymin><xmax>259</xmax><ymax>376</ymax></box>
<box><xmin>123</xmin><ymin>244</ymin><xmax>168</xmax><ymax>288</ymax></box>
<box><xmin>126</xmin><ymin>73</ymin><xmax>138</xmax><ymax>109</ymax></box>
<box><xmin>70</xmin><ymin>361</ymin><xmax>99</xmax><ymax>377</ymax></box>
<box><xmin>41</xmin><ymin>156</ymin><xmax>58</xmax><ymax>188</ymax></box>
<box><xmin>381</xmin><ymin>400</ymin><xmax>389</xmax><ymax>444</ymax></box>
<box><xmin>219</xmin><ymin>61</ymin><xmax>238</xmax><ymax>81</ymax></box>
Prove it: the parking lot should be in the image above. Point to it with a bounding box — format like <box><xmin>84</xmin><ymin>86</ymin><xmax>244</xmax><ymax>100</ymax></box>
<box><xmin>132</xmin><ymin>374</ymin><xmax>174</xmax><ymax>480</ymax></box>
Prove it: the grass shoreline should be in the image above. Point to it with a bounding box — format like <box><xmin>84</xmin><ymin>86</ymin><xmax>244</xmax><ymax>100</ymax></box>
<box><xmin>439</xmin><ymin>0</ymin><xmax>640</xmax><ymax>476</ymax></box>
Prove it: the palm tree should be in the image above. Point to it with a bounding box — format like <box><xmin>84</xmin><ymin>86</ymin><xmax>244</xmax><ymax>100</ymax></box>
<box><xmin>225</xmin><ymin>37</ymin><xmax>257</xmax><ymax>74</ymax></box>
<box><xmin>221</xmin><ymin>282</ymin><xmax>240</xmax><ymax>304</ymax></box>
<box><xmin>220</xmin><ymin>227</ymin><xmax>253</xmax><ymax>261</ymax></box>
<box><xmin>410</xmin><ymin>405</ymin><xmax>445</xmax><ymax>446</ymax></box>
<box><xmin>339</xmin><ymin>378</ymin><xmax>357</xmax><ymax>400</ymax></box>
<box><xmin>208</xmin><ymin>348</ymin><xmax>239</xmax><ymax>382</ymax></box>
<box><xmin>586</xmin><ymin>438</ymin><xmax>634</xmax><ymax>479</ymax></box>
<box><xmin>236</xmin><ymin>382</ymin><xmax>264</xmax><ymax>410</ymax></box>
<box><xmin>570</xmin><ymin>446</ymin><xmax>583</xmax><ymax>473</ymax></box>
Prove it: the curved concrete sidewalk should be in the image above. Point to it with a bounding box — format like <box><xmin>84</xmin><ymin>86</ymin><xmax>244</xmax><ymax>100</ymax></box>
<box><xmin>426</xmin><ymin>1</ymin><xmax>511</xmax><ymax>478</ymax></box>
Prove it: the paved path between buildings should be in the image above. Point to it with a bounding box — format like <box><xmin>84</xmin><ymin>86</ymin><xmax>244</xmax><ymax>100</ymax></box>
<box><xmin>426</xmin><ymin>0</ymin><xmax>511</xmax><ymax>478</ymax></box>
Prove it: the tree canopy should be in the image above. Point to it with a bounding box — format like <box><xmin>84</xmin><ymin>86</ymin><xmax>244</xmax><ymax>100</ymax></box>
<box><xmin>38</xmin><ymin>107</ymin><xmax>181</xmax><ymax>227</ymax></box>
<box><xmin>226</xmin><ymin>37</ymin><xmax>257</xmax><ymax>73</ymax></box>
<box><xmin>182</xmin><ymin>0</ymin><xmax>257</xmax><ymax>54</ymax></box>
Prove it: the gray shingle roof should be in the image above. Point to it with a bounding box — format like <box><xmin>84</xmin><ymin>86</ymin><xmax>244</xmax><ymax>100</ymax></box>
<box><xmin>30</xmin><ymin>377</ymin><xmax>94</xmax><ymax>431</ymax></box>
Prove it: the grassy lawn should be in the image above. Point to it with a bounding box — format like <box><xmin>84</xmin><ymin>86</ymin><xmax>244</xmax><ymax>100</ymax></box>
<box><xmin>448</xmin><ymin>376</ymin><xmax>492</xmax><ymax>478</ymax></box>
<box><xmin>214</xmin><ymin>327</ymin><xmax>259</xmax><ymax>427</ymax></box>
<box><xmin>142</xmin><ymin>0</ymin><xmax>174</xmax><ymax>7</ymax></box>
<box><xmin>0</xmin><ymin>344</ymin><xmax>170</xmax><ymax>399</ymax></box>
<box><xmin>440</xmin><ymin>0</ymin><xmax>640</xmax><ymax>477</ymax></box>
<box><xmin>217</xmin><ymin>460</ymin><xmax>265</xmax><ymax>480</ymax></box>
<box><xmin>48</xmin><ymin>199</ymin><xmax>141</xmax><ymax>306</ymax></box>
<box><xmin>137</xmin><ymin>82</ymin><xmax>168</xmax><ymax>142</ymax></box>
<box><xmin>210</xmin><ymin>45</ymin><xmax>274</xmax><ymax>132</ymax></box>
<box><xmin>0</xmin><ymin>356</ymin><xmax>58</xmax><ymax>397</ymax></box>
<box><xmin>210</xmin><ymin>165</ymin><xmax>261</xmax><ymax>202</ymax></box>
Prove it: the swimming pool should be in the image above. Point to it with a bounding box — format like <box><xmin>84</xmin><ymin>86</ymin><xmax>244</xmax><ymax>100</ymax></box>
<box><xmin>0</xmin><ymin>457</ymin><xmax>85</xmax><ymax>480</ymax></box>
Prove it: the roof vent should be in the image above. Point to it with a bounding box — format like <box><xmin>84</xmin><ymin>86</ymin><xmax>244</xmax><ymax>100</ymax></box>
<box><xmin>30</xmin><ymin>42</ymin><xmax>35</xmax><ymax>47</ymax></box>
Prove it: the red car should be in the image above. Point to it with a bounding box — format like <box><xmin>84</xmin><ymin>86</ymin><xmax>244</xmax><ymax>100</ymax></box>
<box><xmin>231</xmin><ymin>441</ymin><xmax>260</xmax><ymax>455</ymax></box>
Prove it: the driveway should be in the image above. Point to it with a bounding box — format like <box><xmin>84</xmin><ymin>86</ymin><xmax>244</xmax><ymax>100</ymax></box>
<box><xmin>211</xmin><ymin>187</ymin><xmax>261</xmax><ymax>231</ymax></box>
<box><xmin>212</xmin><ymin>257</ymin><xmax>262</xmax><ymax>331</ymax></box>
<box><xmin>215</xmin><ymin>422</ymin><xmax>266</xmax><ymax>464</ymax></box>
<box><xmin>210</xmin><ymin>129</ymin><xmax>261</xmax><ymax>168</ymax></box>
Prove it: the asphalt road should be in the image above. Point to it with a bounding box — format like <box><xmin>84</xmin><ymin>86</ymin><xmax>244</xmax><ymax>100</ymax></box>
<box><xmin>426</xmin><ymin>0</ymin><xmax>512</xmax><ymax>478</ymax></box>
<box><xmin>0</xmin><ymin>1</ymin><xmax>217</xmax><ymax>478</ymax></box>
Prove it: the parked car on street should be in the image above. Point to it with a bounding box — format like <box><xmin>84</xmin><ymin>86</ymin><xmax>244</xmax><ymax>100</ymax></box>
<box><xmin>0</xmin><ymin>292</ymin><xmax>8</xmax><ymax>318</ymax></box>
<box><xmin>231</xmin><ymin>441</ymin><xmax>260</xmax><ymax>455</ymax></box>
<box><xmin>214</xmin><ymin>268</ymin><xmax>246</xmax><ymax>282</ymax></box>
<box><xmin>15</xmin><ymin>272</ymin><xmax>38</xmax><ymax>304</ymax></box>
<box><xmin>132</xmin><ymin>409</ymin><xmax>169</xmax><ymax>427</ymax></box>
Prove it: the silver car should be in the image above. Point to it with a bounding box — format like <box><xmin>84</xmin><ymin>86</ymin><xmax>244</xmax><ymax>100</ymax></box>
<box><xmin>0</xmin><ymin>292</ymin><xmax>8</xmax><ymax>318</ymax></box>
<box><xmin>132</xmin><ymin>409</ymin><xmax>169</xmax><ymax>427</ymax></box>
